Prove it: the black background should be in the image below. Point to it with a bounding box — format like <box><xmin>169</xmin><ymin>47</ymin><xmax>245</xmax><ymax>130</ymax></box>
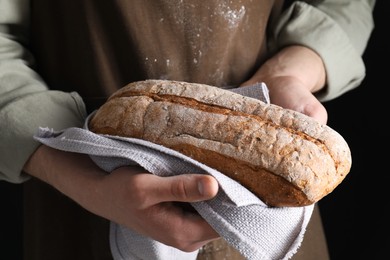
<box><xmin>319</xmin><ymin>1</ymin><xmax>389</xmax><ymax>259</ymax></box>
<box><xmin>1</xmin><ymin>1</ymin><xmax>388</xmax><ymax>259</ymax></box>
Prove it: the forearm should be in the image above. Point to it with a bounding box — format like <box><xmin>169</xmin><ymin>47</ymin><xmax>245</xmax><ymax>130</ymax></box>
<box><xmin>23</xmin><ymin>145</ymin><xmax>106</xmax><ymax>209</ymax></box>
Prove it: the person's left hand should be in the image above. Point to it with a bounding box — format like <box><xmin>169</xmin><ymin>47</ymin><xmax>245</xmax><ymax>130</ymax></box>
<box><xmin>259</xmin><ymin>75</ymin><xmax>328</xmax><ymax>124</ymax></box>
<box><xmin>241</xmin><ymin>45</ymin><xmax>328</xmax><ymax>124</ymax></box>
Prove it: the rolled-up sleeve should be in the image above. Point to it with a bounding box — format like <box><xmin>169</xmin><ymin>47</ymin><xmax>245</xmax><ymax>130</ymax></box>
<box><xmin>0</xmin><ymin>0</ymin><xmax>87</xmax><ymax>183</ymax></box>
<box><xmin>270</xmin><ymin>0</ymin><xmax>376</xmax><ymax>101</ymax></box>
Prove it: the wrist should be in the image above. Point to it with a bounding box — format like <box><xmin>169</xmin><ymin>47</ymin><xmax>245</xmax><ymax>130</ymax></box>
<box><xmin>23</xmin><ymin>145</ymin><xmax>106</xmax><ymax>204</ymax></box>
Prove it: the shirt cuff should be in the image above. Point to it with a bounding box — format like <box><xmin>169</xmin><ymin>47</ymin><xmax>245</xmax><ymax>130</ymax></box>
<box><xmin>271</xmin><ymin>1</ymin><xmax>365</xmax><ymax>102</ymax></box>
<box><xmin>0</xmin><ymin>91</ymin><xmax>87</xmax><ymax>183</ymax></box>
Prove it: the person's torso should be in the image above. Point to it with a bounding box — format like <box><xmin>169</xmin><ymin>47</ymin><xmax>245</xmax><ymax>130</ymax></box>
<box><xmin>29</xmin><ymin>0</ymin><xmax>281</xmax><ymax>100</ymax></box>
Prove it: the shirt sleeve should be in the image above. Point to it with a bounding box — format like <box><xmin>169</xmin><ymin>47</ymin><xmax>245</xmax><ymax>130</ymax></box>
<box><xmin>0</xmin><ymin>0</ymin><xmax>87</xmax><ymax>183</ymax></box>
<box><xmin>269</xmin><ymin>0</ymin><xmax>376</xmax><ymax>101</ymax></box>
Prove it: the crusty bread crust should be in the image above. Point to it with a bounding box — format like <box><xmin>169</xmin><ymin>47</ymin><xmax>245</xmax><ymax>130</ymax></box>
<box><xmin>89</xmin><ymin>79</ymin><xmax>352</xmax><ymax>207</ymax></box>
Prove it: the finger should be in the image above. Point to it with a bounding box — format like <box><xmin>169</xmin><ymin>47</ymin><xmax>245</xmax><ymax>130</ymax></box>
<box><xmin>143</xmin><ymin>201</ymin><xmax>220</xmax><ymax>251</ymax></box>
<box><xmin>142</xmin><ymin>174</ymin><xmax>219</xmax><ymax>206</ymax></box>
<box><xmin>301</xmin><ymin>101</ymin><xmax>328</xmax><ymax>124</ymax></box>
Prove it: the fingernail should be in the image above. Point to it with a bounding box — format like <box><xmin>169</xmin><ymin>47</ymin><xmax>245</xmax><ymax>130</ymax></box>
<box><xmin>198</xmin><ymin>180</ymin><xmax>204</xmax><ymax>196</ymax></box>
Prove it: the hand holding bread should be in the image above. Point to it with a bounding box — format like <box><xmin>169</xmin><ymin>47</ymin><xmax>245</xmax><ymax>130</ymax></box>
<box><xmin>89</xmin><ymin>79</ymin><xmax>352</xmax><ymax>207</ymax></box>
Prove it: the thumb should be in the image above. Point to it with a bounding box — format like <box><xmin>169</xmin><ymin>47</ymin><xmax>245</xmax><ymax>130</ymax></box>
<box><xmin>148</xmin><ymin>174</ymin><xmax>219</xmax><ymax>205</ymax></box>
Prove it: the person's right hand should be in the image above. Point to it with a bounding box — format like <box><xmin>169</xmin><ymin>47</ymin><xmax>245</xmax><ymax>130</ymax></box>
<box><xmin>23</xmin><ymin>145</ymin><xmax>220</xmax><ymax>252</ymax></box>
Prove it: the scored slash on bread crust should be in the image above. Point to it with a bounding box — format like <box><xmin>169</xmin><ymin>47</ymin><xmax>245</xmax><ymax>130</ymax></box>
<box><xmin>89</xmin><ymin>79</ymin><xmax>352</xmax><ymax>207</ymax></box>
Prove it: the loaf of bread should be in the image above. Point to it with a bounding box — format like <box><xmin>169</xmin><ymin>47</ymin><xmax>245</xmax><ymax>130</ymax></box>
<box><xmin>89</xmin><ymin>79</ymin><xmax>352</xmax><ymax>207</ymax></box>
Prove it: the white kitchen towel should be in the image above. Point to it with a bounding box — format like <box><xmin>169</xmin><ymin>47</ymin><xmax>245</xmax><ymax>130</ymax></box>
<box><xmin>33</xmin><ymin>83</ymin><xmax>313</xmax><ymax>260</ymax></box>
